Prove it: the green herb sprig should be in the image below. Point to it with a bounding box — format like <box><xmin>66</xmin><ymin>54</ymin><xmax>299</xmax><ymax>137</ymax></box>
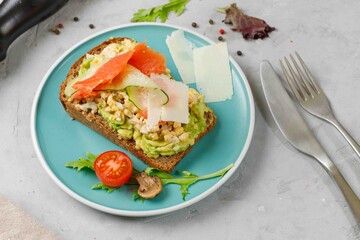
<box><xmin>65</xmin><ymin>152</ymin><xmax>233</xmax><ymax>201</ymax></box>
<box><xmin>131</xmin><ymin>0</ymin><xmax>190</xmax><ymax>23</ymax></box>
<box><xmin>145</xmin><ymin>165</ymin><xmax>233</xmax><ymax>200</ymax></box>
<box><xmin>65</xmin><ymin>152</ymin><xmax>97</xmax><ymax>171</ymax></box>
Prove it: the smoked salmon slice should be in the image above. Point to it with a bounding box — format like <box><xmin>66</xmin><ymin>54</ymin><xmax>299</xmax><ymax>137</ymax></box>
<box><xmin>128</xmin><ymin>42</ymin><xmax>167</xmax><ymax>76</ymax></box>
<box><xmin>71</xmin><ymin>89</ymin><xmax>99</xmax><ymax>99</ymax></box>
<box><xmin>72</xmin><ymin>49</ymin><xmax>135</xmax><ymax>98</ymax></box>
<box><xmin>71</xmin><ymin>42</ymin><xmax>167</xmax><ymax>99</ymax></box>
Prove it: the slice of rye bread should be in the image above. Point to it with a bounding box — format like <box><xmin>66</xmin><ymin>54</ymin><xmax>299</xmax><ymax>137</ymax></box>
<box><xmin>59</xmin><ymin>37</ymin><xmax>216</xmax><ymax>172</ymax></box>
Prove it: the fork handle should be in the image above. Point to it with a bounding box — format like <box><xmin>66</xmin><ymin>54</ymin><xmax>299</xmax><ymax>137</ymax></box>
<box><xmin>327</xmin><ymin>117</ymin><xmax>360</xmax><ymax>159</ymax></box>
<box><xmin>317</xmin><ymin>152</ymin><xmax>360</xmax><ymax>222</ymax></box>
<box><xmin>327</xmin><ymin>163</ymin><xmax>360</xmax><ymax>223</ymax></box>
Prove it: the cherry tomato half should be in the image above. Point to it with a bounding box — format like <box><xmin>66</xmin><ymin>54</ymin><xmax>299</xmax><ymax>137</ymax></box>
<box><xmin>94</xmin><ymin>150</ymin><xmax>133</xmax><ymax>187</ymax></box>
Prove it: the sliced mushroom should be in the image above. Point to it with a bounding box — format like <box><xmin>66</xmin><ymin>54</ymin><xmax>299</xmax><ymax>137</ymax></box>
<box><xmin>135</xmin><ymin>171</ymin><xmax>162</xmax><ymax>199</ymax></box>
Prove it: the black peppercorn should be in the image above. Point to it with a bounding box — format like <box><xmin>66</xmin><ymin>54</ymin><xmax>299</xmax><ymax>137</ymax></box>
<box><xmin>237</xmin><ymin>50</ymin><xmax>243</xmax><ymax>56</ymax></box>
<box><xmin>89</xmin><ymin>24</ymin><xmax>95</xmax><ymax>29</ymax></box>
<box><xmin>209</xmin><ymin>19</ymin><xmax>214</xmax><ymax>25</ymax></box>
<box><xmin>73</xmin><ymin>17</ymin><xmax>79</xmax><ymax>22</ymax></box>
<box><xmin>191</xmin><ymin>22</ymin><xmax>197</xmax><ymax>28</ymax></box>
<box><xmin>51</xmin><ymin>28</ymin><xmax>60</xmax><ymax>35</ymax></box>
<box><xmin>218</xmin><ymin>36</ymin><xmax>224</xmax><ymax>41</ymax></box>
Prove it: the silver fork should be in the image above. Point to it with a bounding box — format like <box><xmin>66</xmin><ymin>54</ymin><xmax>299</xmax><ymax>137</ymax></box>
<box><xmin>279</xmin><ymin>52</ymin><xmax>360</xmax><ymax>159</ymax></box>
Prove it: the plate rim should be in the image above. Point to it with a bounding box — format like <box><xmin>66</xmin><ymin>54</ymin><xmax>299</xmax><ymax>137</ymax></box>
<box><xmin>30</xmin><ymin>22</ymin><xmax>255</xmax><ymax>217</ymax></box>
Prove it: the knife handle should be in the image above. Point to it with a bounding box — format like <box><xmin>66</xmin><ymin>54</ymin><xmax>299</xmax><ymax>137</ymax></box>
<box><xmin>0</xmin><ymin>0</ymin><xmax>68</xmax><ymax>61</ymax></box>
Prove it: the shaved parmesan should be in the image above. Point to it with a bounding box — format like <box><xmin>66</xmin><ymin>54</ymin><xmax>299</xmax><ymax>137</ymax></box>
<box><xmin>166</xmin><ymin>30</ymin><xmax>196</xmax><ymax>84</ymax></box>
<box><xmin>193</xmin><ymin>42</ymin><xmax>233</xmax><ymax>102</ymax></box>
<box><xmin>147</xmin><ymin>104</ymin><xmax>162</xmax><ymax>126</ymax></box>
<box><xmin>150</xmin><ymin>74</ymin><xmax>189</xmax><ymax>124</ymax></box>
<box><xmin>145</xmin><ymin>86</ymin><xmax>169</xmax><ymax>126</ymax></box>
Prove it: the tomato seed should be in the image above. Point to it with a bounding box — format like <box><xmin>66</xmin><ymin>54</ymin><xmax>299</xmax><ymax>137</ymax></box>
<box><xmin>209</xmin><ymin>19</ymin><xmax>214</xmax><ymax>25</ymax></box>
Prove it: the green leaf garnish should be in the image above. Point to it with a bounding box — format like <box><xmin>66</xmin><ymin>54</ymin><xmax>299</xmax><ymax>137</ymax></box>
<box><xmin>146</xmin><ymin>164</ymin><xmax>234</xmax><ymax>200</ymax></box>
<box><xmin>64</xmin><ymin>152</ymin><xmax>98</xmax><ymax>171</ymax></box>
<box><xmin>65</xmin><ymin>152</ymin><xmax>234</xmax><ymax>201</ymax></box>
<box><xmin>91</xmin><ymin>182</ymin><xmax>120</xmax><ymax>193</ymax></box>
<box><xmin>131</xmin><ymin>0</ymin><xmax>190</xmax><ymax>23</ymax></box>
<box><xmin>133</xmin><ymin>192</ymin><xmax>145</xmax><ymax>203</ymax></box>
<box><xmin>145</xmin><ymin>168</ymin><xmax>173</xmax><ymax>179</ymax></box>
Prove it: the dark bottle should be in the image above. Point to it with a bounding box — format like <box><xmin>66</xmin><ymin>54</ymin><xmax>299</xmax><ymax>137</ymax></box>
<box><xmin>0</xmin><ymin>0</ymin><xmax>68</xmax><ymax>61</ymax></box>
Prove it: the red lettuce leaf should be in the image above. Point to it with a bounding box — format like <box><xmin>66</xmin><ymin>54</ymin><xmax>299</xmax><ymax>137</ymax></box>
<box><xmin>223</xmin><ymin>3</ymin><xmax>275</xmax><ymax>40</ymax></box>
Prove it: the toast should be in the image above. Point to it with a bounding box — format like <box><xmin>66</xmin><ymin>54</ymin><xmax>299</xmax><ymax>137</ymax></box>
<box><xmin>59</xmin><ymin>37</ymin><xmax>216</xmax><ymax>172</ymax></box>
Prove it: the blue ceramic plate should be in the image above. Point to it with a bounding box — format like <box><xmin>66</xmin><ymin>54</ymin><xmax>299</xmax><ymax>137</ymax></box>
<box><xmin>31</xmin><ymin>23</ymin><xmax>255</xmax><ymax>217</ymax></box>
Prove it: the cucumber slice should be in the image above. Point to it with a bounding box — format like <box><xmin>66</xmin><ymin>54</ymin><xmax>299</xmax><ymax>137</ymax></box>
<box><xmin>125</xmin><ymin>86</ymin><xmax>169</xmax><ymax>110</ymax></box>
<box><xmin>64</xmin><ymin>77</ymin><xmax>79</xmax><ymax>97</ymax></box>
<box><xmin>96</xmin><ymin>65</ymin><xmax>159</xmax><ymax>91</ymax></box>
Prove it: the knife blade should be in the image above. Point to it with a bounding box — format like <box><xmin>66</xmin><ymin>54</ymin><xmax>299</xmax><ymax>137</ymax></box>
<box><xmin>260</xmin><ymin>59</ymin><xmax>360</xmax><ymax>222</ymax></box>
<box><xmin>260</xmin><ymin>60</ymin><xmax>326</xmax><ymax>159</ymax></box>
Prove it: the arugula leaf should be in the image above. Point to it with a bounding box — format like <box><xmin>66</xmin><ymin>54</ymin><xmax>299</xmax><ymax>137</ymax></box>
<box><xmin>146</xmin><ymin>164</ymin><xmax>234</xmax><ymax>200</ymax></box>
<box><xmin>131</xmin><ymin>0</ymin><xmax>190</xmax><ymax>23</ymax></box>
<box><xmin>177</xmin><ymin>170</ymin><xmax>198</xmax><ymax>178</ymax></box>
<box><xmin>144</xmin><ymin>168</ymin><xmax>173</xmax><ymax>179</ymax></box>
<box><xmin>65</xmin><ymin>152</ymin><xmax>98</xmax><ymax>171</ymax></box>
<box><xmin>65</xmin><ymin>152</ymin><xmax>234</xmax><ymax>201</ymax></box>
<box><xmin>92</xmin><ymin>182</ymin><xmax>120</xmax><ymax>193</ymax></box>
<box><xmin>133</xmin><ymin>192</ymin><xmax>145</xmax><ymax>203</ymax></box>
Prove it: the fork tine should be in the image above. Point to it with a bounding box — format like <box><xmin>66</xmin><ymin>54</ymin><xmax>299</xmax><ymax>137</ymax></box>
<box><xmin>290</xmin><ymin>54</ymin><xmax>317</xmax><ymax>97</ymax></box>
<box><xmin>295</xmin><ymin>52</ymin><xmax>320</xmax><ymax>94</ymax></box>
<box><xmin>279</xmin><ymin>59</ymin><xmax>304</xmax><ymax>102</ymax></box>
<box><xmin>284</xmin><ymin>56</ymin><xmax>309</xmax><ymax>100</ymax></box>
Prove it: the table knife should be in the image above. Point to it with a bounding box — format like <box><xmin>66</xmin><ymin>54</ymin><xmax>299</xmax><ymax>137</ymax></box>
<box><xmin>260</xmin><ymin>60</ymin><xmax>360</xmax><ymax>223</ymax></box>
